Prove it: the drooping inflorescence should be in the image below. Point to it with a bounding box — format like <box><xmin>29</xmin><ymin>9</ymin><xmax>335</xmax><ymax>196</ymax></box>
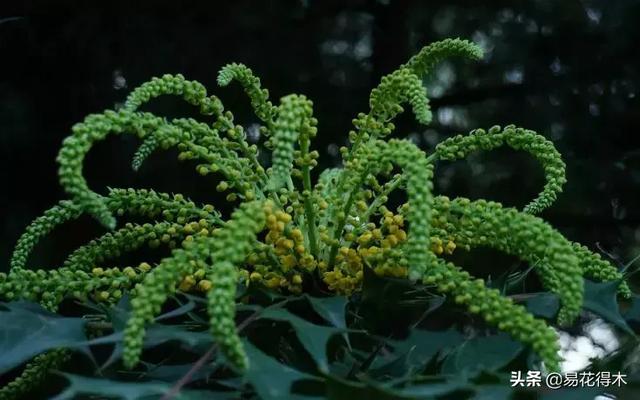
<box><xmin>435</xmin><ymin>124</ymin><xmax>567</xmax><ymax>214</ymax></box>
<box><xmin>269</xmin><ymin>94</ymin><xmax>315</xmax><ymax>189</ymax></box>
<box><xmin>1</xmin><ymin>37</ymin><xmax>633</xmax><ymax>399</ymax></box>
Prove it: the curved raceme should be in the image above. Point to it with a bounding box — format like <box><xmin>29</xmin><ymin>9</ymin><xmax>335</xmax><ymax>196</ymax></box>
<box><xmin>1</xmin><ymin>38</ymin><xmax>633</xmax><ymax>398</ymax></box>
<box><xmin>217</xmin><ymin>63</ymin><xmax>277</xmax><ymax>123</ymax></box>
<box><xmin>269</xmin><ymin>94</ymin><xmax>316</xmax><ymax>189</ymax></box>
<box><xmin>435</xmin><ymin>125</ymin><xmax>567</xmax><ymax>214</ymax></box>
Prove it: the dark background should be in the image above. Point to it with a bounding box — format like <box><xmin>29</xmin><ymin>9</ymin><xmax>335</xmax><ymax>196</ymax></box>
<box><xmin>1</xmin><ymin>0</ymin><xmax>639</xmax><ymax>279</ymax></box>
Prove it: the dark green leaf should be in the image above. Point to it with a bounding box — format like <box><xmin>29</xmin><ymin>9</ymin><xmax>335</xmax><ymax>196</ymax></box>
<box><xmin>52</xmin><ymin>374</ymin><xmax>170</xmax><ymax>400</ymax></box>
<box><xmin>583</xmin><ymin>279</ymin><xmax>635</xmax><ymax>337</ymax></box>
<box><xmin>367</xmin><ymin>349</ymin><xmax>411</xmax><ymax>379</ymax></box>
<box><xmin>524</xmin><ymin>292</ymin><xmax>559</xmax><ymax>319</ymax></box>
<box><xmin>305</xmin><ymin>294</ymin><xmax>351</xmax><ymax>349</ymax></box>
<box><xmin>441</xmin><ymin>333</ymin><xmax>523</xmax><ymax>375</ymax></box>
<box><xmin>92</xmin><ymin>297</ymin><xmax>213</xmax><ymax>369</ymax></box>
<box><xmin>392</xmin><ymin>328</ymin><xmax>465</xmax><ymax>368</ymax></box>
<box><xmin>0</xmin><ymin>301</ymin><xmax>89</xmax><ymax>374</ymax></box>
<box><xmin>51</xmin><ymin>373</ymin><xmax>237</xmax><ymax>400</ymax></box>
<box><xmin>258</xmin><ymin>307</ymin><xmax>343</xmax><ymax>372</ymax></box>
<box><xmin>325</xmin><ymin>374</ymin><xmax>412</xmax><ymax>400</ymax></box>
<box><xmin>623</xmin><ymin>294</ymin><xmax>640</xmax><ymax>331</ymax></box>
<box><xmin>140</xmin><ymin>362</ymin><xmax>218</xmax><ymax>384</ymax></box>
<box><xmin>155</xmin><ymin>298</ymin><xmax>196</xmax><ymax>321</ymax></box>
<box><xmin>305</xmin><ymin>294</ymin><xmax>348</xmax><ymax>329</ymax></box>
<box><xmin>243</xmin><ymin>339</ymin><xmax>321</xmax><ymax>400</ymax></box>
<box><xmin>395</xmin><ymin>376</ymin><xmax>470</xmax><ymax>398</ymax></box>
<box><xmin>471</xmin><ymin>384</ymin><xmax>513</xmax><ymax>400</ymax></box>
<box><xmin>89</xmin><ymin>323</ymin><xmax>213</xmax><ymax>369</ymax></box>
<box><xmin>360</xmin><ymin>266</ymin><xmax>441</xmax><ymax>335</ymax></box>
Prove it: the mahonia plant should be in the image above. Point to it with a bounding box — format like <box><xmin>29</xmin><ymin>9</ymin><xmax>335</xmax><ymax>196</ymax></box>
<box><xmin>0</xmin><ymin>38</ymin><xmax>633</xmax><ymax>399</ymax></box>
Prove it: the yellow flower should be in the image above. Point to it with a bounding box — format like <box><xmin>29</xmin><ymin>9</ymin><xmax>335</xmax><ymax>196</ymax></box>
<box><xmin>393</xmin><ymin>214</ymin><xmax>404</xmax><ymax>226</ymax></box>
<box><xmin>138</xmin><ymin>262</ymin><xmax>152</xmax><ymax>272</ymax></box>
<box><xmin>97</xmin><ymin>291</ymin><xmax>110</xmax><ymax>301</ymax></box>
<box><xmin>291</xmin><ymin>228</ymin><xmax>304</xmax><ymax>243</ymax></box>
<box><xmin>275</xmin><ymin>210</ymin><xmax>292</xmax><ymax>223</ymax></box>
<box><xmin>250</xmin><ymin>272</ymin><xmax>263</xmax><ymax>282</ymax></box>
<box><xmin>265</xmin><ymin>277</ymin><xmax>280</xmax><ymax>289</ymax></box>
<box><xmin>445</xmin><ymin>240</ymin><xmax>457</xmax><ymax>254</ymax></box>
<box><xmin>358</xmin><ymin>232</ymin><xmax>373</xmax><ymax>245</ymax></box>
<box><xmin>281</xmin><ymin>254</ymin><xmax>297</xmax><ymax>270</ymax></box>
<box><xmin>123</xmin><ymin>267</ymin><xmax>137</xmax><ymax>279</ymax></box>
<box><xmin>178</xmin><ymin>275</ymin><xmax>196</xmax><ymax>291</ymax></box>
<box><xmin>197</xmin><ymin>279</ymin><xmax>213</xmax><ymax>292</ymax></box>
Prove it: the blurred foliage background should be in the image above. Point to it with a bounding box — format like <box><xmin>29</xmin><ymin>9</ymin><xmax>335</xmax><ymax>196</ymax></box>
<box><xmin>1</xmin><ymin>0</ymin><xmax>639</xmax><ymax>280</ymax></box>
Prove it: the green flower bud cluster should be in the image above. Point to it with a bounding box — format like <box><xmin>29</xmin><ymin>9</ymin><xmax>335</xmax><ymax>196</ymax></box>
<box><xmin>169</xmin><ymin>118</ymin><xmax>261</xmax><ymax>197</ymax></box>
<box><xmin>130</xmin><ymin>118</ymin><xmax>243</xmax><ymax>182</ymax></box>
<box><xmin>422</xmin><ymin>258</ymin><xmax>562</xmax><ymax>371</ymax></box>
<box><xmin>0</xmin><ymin>350</ymin><xmax>70</xmax><ymax>400</ymax></box>
<box><xmin>10</xmin><ymin>188</ymin><xmax>218</xmax><ymax>278</ymax></box>
<box><xmin>63</xmin><ymin>221</ymin><xmax>185</xmax><ymax>272</ymax></box>
<box><xmin>342</xmin><ymin>39</ymin><xmax>482</xmax><ymax>164</ymax></box>
<box><xmin>124</xmin><ymin>73</ymin><xmax>224</xmax><ymax>116</ymax></box>
<box><xmin>131</xmin><ymin>134</ymin><xmax>158</xmax><ymax>171</ymax></box>
<box><xmin>269</xmin><ymin>94</ymin><xmax>315</xmax><ymax>189</ymax></box>
<box><xmin>327</xmin><ymin>139</ymin><xmax>435</xmax><ymax>280</ymax></box>
<box><xmin>217</xmin><ymin>63</ymin><xmax>277</xmax><ymax>123</ymax></box>
<box><xmin>369</xmin><ymin>67</ymin><xmax>432</xmax><ymax>125</ymax></box>
<box><xmin>67</xmin><ymin>190</ymin><xmax>219</xmax><ymax>274</ymax></box>
<box><xmin>10</xmin><ymin>200</ymin><xmax>82</xmax><ymax>270</ymax></box>
<box><xmin>57</xmin><ymin>110</ymin><xmax>166</xmax><ymax>228</ymax></box>
<box><xmin>123</xmin><ymin>251</ymin><xmax>198</xmax><ymax>368</ymax></box>
<box><xmin>402</xmin><ymin>37</ymin><xmax>484</xmax><ymax>77</ymax></box>
<box><xmin>124</xmin><ymin>73</ymin><xmax>265</xmax><ymax>190</ymax></box>
<box><xmin>207</xmin><ymin>261</ymin><xmax>244</xmax><ymax>367</ymax></box>
<box><xmin>106</xmin><ymin>188</ymin><xmax>221</xmax><ymax>224</ymax></box>
<box><xmin>123</xmin><ymin>201</ymin><xmax>268</xmax><ymax>371</ymax></box>
<box><xmin>435</xmin><ymin>125</ymin><xmax>567</xmax><ymax>214</ymax></box>
<box><xmin>2</xmin><ymin>38</ymin><xmax>634</xmax><ymax>395</ymax></box>
<box><xmin>206</xmin><ymin>201</ymin><xmax>269</xmax><ymax>371</ymax></box>
<box><xmin>1</xmin><ymin>265</ymin><xmax>147</xmax><ymax>310</ymax></box>
<box><xmin>346</xmin><ymin>112</ymin><xmax>395</xmax><ymax>151</ymax></box>
<box><xmin>571</xmin><ymin>242</ymin><xmax>631</xmax><ymax>297</ymax></box>
<box><xmin>428</xmin><ymin>196</ymin><xmax>583</xmax><ymax>326</ymax></box>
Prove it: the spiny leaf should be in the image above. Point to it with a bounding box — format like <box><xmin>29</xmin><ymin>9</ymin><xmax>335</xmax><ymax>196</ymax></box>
<box><xmin>393</xmin><ymin>376</ymin><xmax>470</xmax><ymax>399</ymax></box>
<box><xmin>51</xmin><ymin>373</ymin><xmax>235</xmax><ymax>400</ymax></box>
<box><xmin>325</xmin><ymin>374</ymin><xmax>412</xmax><ymax>400</ymax></box>
<box><xmin>624</xmin><ymin>294</ymin><xmax>640</xmax><ymax>332</ymax></box>
<box><xmin>583</xmin><ymin>279</ymin><xmax>635</xmax><ymax>337</ymax></box>
<box><xmin>0</xmin><ymin>301</ymin><xmax>90</xmax><ymax>374</ymax></box>
<box><xmin>441</xmin><ymin>333</ymin><xmax>523</xmax><ymax>375</ymax></box>
<box><xmin>524</xmin><ymin>292</ymin><xmax>560</xmax><ymax>319</ymax></box>
<box><xmin>258</xmin><ymin>307</ymin><xmax>343</xmax><ymax>372</ymax></box>
<box><xmin>305</xmin><ymin>294</ymin><xmax>351</xmax><ymax>348</ymax></box>
<box><xmin>305</xmin><ymin>294</ymin><xmax>348</xmax><ymax>329</ymax></box>
<box><xmin>91</xmin><ymin>297</ymin><xmax>213</xmax><ymax>369</ymax></box>
<box><xmin>90</xmin><ymin>324</ymin><xmax>213</xmax><ymax>369</ymax></box>
<box><xmin>243</xmin><ymin>339</ymin><xmax>321</xmax><ymax>400</ymax></box>
<box><xmin>138</xmin><ymin>362</ymin><xmax>219</xmax><ymax>385</ymax></box>
<box><xmin>390</xmin><ymin>328</ymin><xmax>465</xmax><ymax>370</ymax></box>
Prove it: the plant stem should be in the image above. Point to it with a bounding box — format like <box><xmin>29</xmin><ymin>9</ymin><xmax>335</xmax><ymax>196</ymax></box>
<box><xmin>327</xmin><ymin>190</ymin><xmax>357</xmax><ymax>268</ymax></box>
<box><xmin>299</xmin><ymin>136</ymin><xmax>319</xmax><ymax>257</ymax></box>
<box><xmin>327</xmin><ymin>151</ymin><xmax>438</xmax><ymax>266</ymax></box>
<box><xmin>161</xmin><ymin>298</ymin><xmax>290</xmax><ymax>400</ymax></box>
